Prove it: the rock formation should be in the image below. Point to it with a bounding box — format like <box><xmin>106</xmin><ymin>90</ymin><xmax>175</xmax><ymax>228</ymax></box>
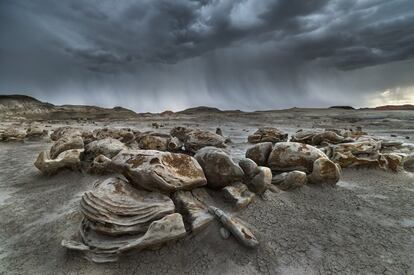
<box><xmin>111</xmin><ymin>150</ymin><xmax>207</xmax><ymax>193</ymax></box>
<box><xmin>247</xmin><ymin>127</ymin><xmax>288</xmax><ymax>144</ymax></box>
<box><xmin>194</xmin><ymin>147</ymin><xmax>244</xmax><ymax>189</ymax></box>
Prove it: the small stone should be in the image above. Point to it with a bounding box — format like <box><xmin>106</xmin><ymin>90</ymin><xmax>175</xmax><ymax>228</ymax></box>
<box><xmin>220</xmin><ymin>227</ymin><xmax>230</xmax><ymax>239</ymax></box>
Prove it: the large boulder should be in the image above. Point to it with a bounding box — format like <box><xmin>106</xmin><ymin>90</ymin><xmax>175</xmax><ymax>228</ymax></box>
<box><xmin>111</xmin><ymin>150</ymin><xmax>207</xmax><ymax>193</ymax></box>
<box><xmin>245</xmin><ymin>142</ymin><xmax>273</xmax><ymax>166</ymax></box>
<box><xmin>194</xmin><ymin>147</ymin><xmax>244</xmax><ymax>189</ymax></box>
<box><xmin>238</xmin><ymin>158</ymin><xmax>258</xmax><ymax>179</ymax></box>
<box><xmin>50</xmin><ymin>134</ymin><xmax>84</xmax><ymax>159</ymax></box>
<box><xmin>403</xmin><ymin>154</ymin><xmax>414</xmax><ymax>172</ymax></box>
<box><xmin>50</xmin><ymin>126</ymin><xmax>81</xmax><ymax>141</ymax></box>
<box><xmin>307</xmin><ymin>158</ymin><xmax>341</xmax><ymax>185</ymax></box>
<box><xmin>83</xmin><ymin>138</ymin><xmax>127</xmax><ymax>161</ymax></box>
<box><xmin>248</xmin><ymin>166</ymin><xmax>272</xmax><ymax>194</ymax></box>
<box><xmin>272</xmin><ymin>171</ymin><xmax>307</xmax><ymax>191</ymax></box>
<box><xmin>247</xmin><ymin>127</ymin><xmax>288</xmax><ymax>144</ymax></box>
<box><xmin>290</xmin><ymin>130</ymin><xmax>318</xmax><ymax>144</ymax></box>
<box><xmin>34</xmin><ymin>149</ymin><xmax>83</xmax><ymax>175</ymax></box>
<box><xmin>81</xmin><ymin>177</ymin><xmax>175</xmax><ymax>236</ymax></box>
<box><xmin>93</xmin><ymin>127</ymin><xmax>135</xmax><ymax>144</ymax></box>
<box><xmin>26</xmin><ymin>125</ymin><xmax>47</xmax><ymax>139</ymax></box>
<box><xmin>268</xmin><ymin>142</ymin><xmax>328</xmax><ymax>173</ymax></box>
<box><xmin>138</xmin><ymin>133</ymin><xmax>171</xmax><ymax>151</ymax></box>
<box><xmin>167</xmin><ymin>137</ymin><xmax>184</xmax><ymax>152</ymax></box>
<box><xmin>238</xmin><ymin>158</ymin><xmax>270</xmax><ymax>194</ymax></box>
<box><xmin>170</xmin><ymin>127</ymin><xmax>226</xmax><ymax>154</ymax></box>
<box><xmin>0</xmin><ymin>127</ymin><xmax>26</xmax><ymax>142</ymax></box>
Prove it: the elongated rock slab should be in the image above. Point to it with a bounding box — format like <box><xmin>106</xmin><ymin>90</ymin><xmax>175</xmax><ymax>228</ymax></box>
<box><xmin>208</xmin><ymin>206</ymin><xmax>259</xmax><ymax>248</ymax></box>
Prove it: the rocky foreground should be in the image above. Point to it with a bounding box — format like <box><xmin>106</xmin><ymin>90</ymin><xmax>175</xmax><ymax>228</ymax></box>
<box><xmin>1</xmin><ymin>96</ymin><xmax>414</xmax><ymax>274</ymax></box>
<box><xmin>2</xmin><ymin>119</ymin><xmax>414</xmax><ymax>264</ymax></box>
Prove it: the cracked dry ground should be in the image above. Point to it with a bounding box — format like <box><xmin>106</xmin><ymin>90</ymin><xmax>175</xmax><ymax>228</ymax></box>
<box><xmin>0</xmin><ymin>140</ymin><xmax>414</xmax><ymax>275</ymax></box>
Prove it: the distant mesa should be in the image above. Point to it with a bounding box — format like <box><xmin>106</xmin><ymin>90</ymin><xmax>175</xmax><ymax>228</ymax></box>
<box><xmin>329</xmin><ymin>106</ymin><xmax>355</xmax><ymax>110</ymax></box>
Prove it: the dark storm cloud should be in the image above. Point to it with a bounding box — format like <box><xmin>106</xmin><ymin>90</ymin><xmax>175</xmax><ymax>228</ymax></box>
<box><xmin>0</xmin><ymin>0</ymin><xmax>413</xmax><ymax>111</ymax></box>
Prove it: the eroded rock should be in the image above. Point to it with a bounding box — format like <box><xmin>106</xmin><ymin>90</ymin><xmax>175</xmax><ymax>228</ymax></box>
<box><xmin>170</xmin><ymin>127</ymin><xmax>226</xmax><ymax>153</ymax></box>
<box><xmin>88</xmin><ymin>155</ymin><xmax>112</xmax><ymax>174</ymax></box>
<box><xmin>26</xmin><ymin>125</ymin><xmax>47</xmax><ymax>139</ymax></box>
<box><xmin>248</xmin><ymin>166</ymin><xmax>272</xmax><ymax>194</ymax></box>
<box><xmin>245</xmin><ymin>142</ymin><xmax>273</xmax><ymax>166</ymax></box>
<box><xmin>223</xmin><ymin>182</ymin><xmax>255</xmax><ymax>209</ymax></box>
<box><xmin>138</xmin><ymin>133</ymin><xmax>170</xmax><ymax>151</ymax></box>
<box><xmin>239</xmin><ymin>158</ymin><xmax>258</xmax><ymax>179</ymax></box>
<box><xmin>247</xmin><ymin>127</ymin><xmax>288</xmax><ymax>144</ymax></box>
<box><xmin>403</xmin><ymin>154</ymin><xmax>414</xmax><ymax>172</ymax></box>
<box><xmin>194</xmin><ymin>147</ymin><xmax>244</xmax><ymax>189</ymax></box>
<box><xmin>268</xmin><ymin>142</ymin><xmax>328</xmax><ymax>173</ymax></box>
<box><xmin>93</xmin><ymin>127</ymin><xmax>135</xmax><ymax>144</ymax></box>
<box><xmin>272</xmin><ymin>171</ymin><xmax>307</xmax><ymax>191</ymax></box>
<box><xmin>172</xmin><ymin>189</ymin><xmax>214</xmax><ymax>232</ymax></box>
<box><xmin>81</xmin><ymin>177</ymin><xmax>175</xmax><ymax>236</ymax></box>
<box><xmin>0</xmin><ymin>127</ymin><xmax>26</xmax><ymax>142</ymax></box>
<box><xmin>208</xmin><ymin>206</ymin><xmax>259</xmax><ymax>248</ymax></box>
<box><xmin>50</xmin><ymin>134</ymin><xmax>84</xmax><ymax>159</ymax></box>
<box><xmin>83</xmin><ymin>138</ymin><xmax>127</xmax><ymax>161</ymax></box>
<box><xmin>50</xmin><ymin>126</ymin><xmax>81</xmax><ymax>141</ymax></box>
<box><xmin>62</xmin><ymin>213</ymin><xmax>186</xmax><ymax>263</ymax></box>
<box><xmin>34</xmin><ymin>149</ymin><xmax>83</xmax><ymax>175</ymax></box>
<box><xmin>307</xmin><ymin>157</ymin><xmax>341</xmax><ymax>185</ymax></box>
<box><xmin>111</xmin><ymin>150</ymin><xmax>207</xmax><ymax>193</ymax></box>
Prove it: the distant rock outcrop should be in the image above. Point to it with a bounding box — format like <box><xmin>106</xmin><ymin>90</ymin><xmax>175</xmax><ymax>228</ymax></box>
<box><xmin>0</xmin><ymin>94</ymin><xmax>137</xmax><ymax>120</ymax></box>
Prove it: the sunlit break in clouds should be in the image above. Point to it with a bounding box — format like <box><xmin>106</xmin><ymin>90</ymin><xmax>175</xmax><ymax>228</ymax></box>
<box><xmin>1</xmin><ymin>0</ymin><xmax>414</xmax><ymax>112</ymax></box>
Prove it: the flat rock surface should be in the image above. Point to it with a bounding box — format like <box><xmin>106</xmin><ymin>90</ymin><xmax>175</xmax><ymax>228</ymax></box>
<box><xmin>1</xmin><ymin>109</ymin><xmax>414</xmax><ymax>274</ymax></box>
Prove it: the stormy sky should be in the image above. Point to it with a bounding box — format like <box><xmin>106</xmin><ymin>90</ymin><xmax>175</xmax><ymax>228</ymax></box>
<box><xmin>1</xmin><ymin>0</ymin><xmax>414</xmax><ymax>112</ymax></box>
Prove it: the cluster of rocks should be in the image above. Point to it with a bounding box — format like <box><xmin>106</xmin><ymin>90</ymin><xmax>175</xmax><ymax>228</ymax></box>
<box><xmin>245</xmin><ymin>127</ymin><xmax>414</xmax><ymax>185</ymax></box>
<box><xmin>0</xmin><ymin>124</ymin><xmax>48</xmax><ymax>142</ymax></box>
<box><xmin>32</xmin><ymin>125</ymin><xmax>413</xmax><ymax>263</ymax></box>
<box><xmin>32</xmin><ymin>126</ymin><xmax>262</xmax><ymax>262</ymax></box>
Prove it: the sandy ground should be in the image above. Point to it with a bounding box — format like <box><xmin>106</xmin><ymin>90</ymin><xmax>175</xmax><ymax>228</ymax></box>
<box><xmin>0</xmin><ymin>109</ymin><xmax>414</xmax><ymax>274</ymax></box>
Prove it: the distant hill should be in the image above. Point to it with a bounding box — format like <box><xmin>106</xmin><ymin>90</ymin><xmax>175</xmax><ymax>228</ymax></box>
<box><xmin>329</xmin><ymin>106</ymin><xmax>355</xmax><ymax>110</ymax></box>
<box><xmin>0</xmin><ymin>94</ymin><xmax>136</xmax><ymax>120</ymax></box>
<box><xmin>372</xmin><ymin>104</ymin><xmax>414</xmax><ymax>110</ymax></box>
<box><xmin>177</xmin><ymin>106</ymin><xmax>222</xmax><ymax>114</ymax></box>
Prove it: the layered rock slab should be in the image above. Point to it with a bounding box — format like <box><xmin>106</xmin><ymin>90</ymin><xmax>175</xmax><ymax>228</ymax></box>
<box><xmin>80</xmin><ymin>177</ymin><xmax>175</xmax><ymax>236</ymax></box>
